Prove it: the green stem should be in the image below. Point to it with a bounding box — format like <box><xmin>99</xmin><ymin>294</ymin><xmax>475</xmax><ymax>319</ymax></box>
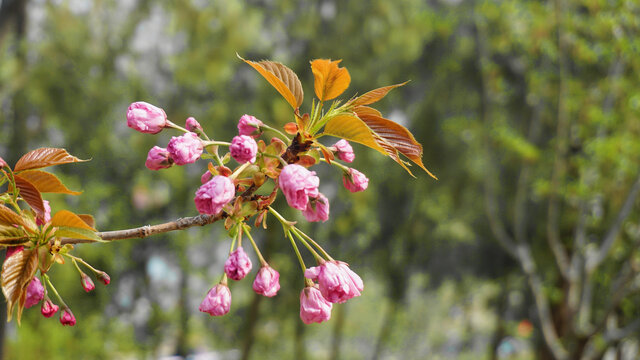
<box><xmin>319</xmin><ymin>157</ymin><xmax>350</xmax><ymax>172</ymax></box>
<box><xmin>43</xmin><ymin>274</ymin><xmax>68</xmax><ymax>308</ymax></box>
<box><xmin>261</xmin><ymin>124</ymin><xmax>291</xmax><ymax>142</ymax></box>
<box><xmin>203</xmin><ymin>140</ymin><xmax>232</xmax><ymax>147</ymax></box>
<box><xmin>165</xmin><ymin>120</ymin><xmax>190</xmax><ymax>133</ymax></box>
<box><xmin>290</xmin><ymin>228</ymin><xmax>324</xmax><ymax>262</ymax></box>
<box><xmin>292</xmin><ymin>227</ymin><xmax>334</xmax><ymax>261</ymax></box>
<box><xmin>262</xmin><ymin>153</ymin><xmax>288</xmax><ymax>167</ymax></box>
<box><xmin>286</xmin><ymin>228</ymin><xmax>307</xmax><ymax>274</ymax></box>
<box><xmin>219</xmin><ymin>273</ymin><xmax>228</xmax><ymax>286</ymax></box>
<box><xmin>66</xmin><ymin>254</ymin><xmax>99</xmax><ymax>274</ymax></box>
<box><xmin>229</xmin><ymin>230</ymin><xmax>238</xmax><ymax>255</ymax></box>
<box><xmin>229</xmin><ymin>162</ymin><xmax>252</xmax><ymax>180</ymax></box>
<box><xmin>243</xmin><ymin>224</ymin><xmax>267</xmax><ymax>266</ymax></box>
<box><xmin>267</xmin><ymin>206</ymin><xmax>294</xmax><ymax>228</ymax></box>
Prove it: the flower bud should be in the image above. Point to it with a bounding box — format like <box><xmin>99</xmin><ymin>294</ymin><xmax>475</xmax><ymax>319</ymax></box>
<box><xmin>201</xmin><ymin>170</ymin><xmax>213</xmax><ymax>184</ymax></box>
<box><xmin>194</xmin><ymin>175</ymin><xmax>235</xmax><ymax>215</ymax></box>
<box><xmin>5</xmin><ymin>246</ymin><xmax>23</xmax><ymax>258</ymax></box>
<box><xmin>36</xmin><ymin>200</ymin><xmax>52</xmax><ymax>226</ymax></box>
<box><xmin>127</xmin><ymin>101</ymin><xmax>167</xmax><ymax>134</ymax></box>
<box><xmin>25</xmin><ymin>277</ymin><xmax>45</xmax><ymax>308</ymax></box>
<box><xmin>145</xmin><ymin>146</ymin><xmax>173</xmax><ymax>170</ymax></box>
<box><xmin>278</xmin><ymin>164</ymin><xmax>320</xmax><ymax>211</ymax></box>
<box><xmin>199</xmin><ymin>283</ymin><xmax>231</xmax><ymax>316</ymax></box>
<box><xmin>185</xmin><ymin>117</ymin><xmax>202</xmax><ymax>132</ymax></box>
<box><xmin>41</xmin><ymin>299</ymin><xmax>59</xmax><ymax>318</ymax></box>
<box><xmin>305</xmin><ymin>261</ymin><xmax>364</xmax><ymax>303</ymax></box>
<box><xmin>253</xmin><ymin>265</ymin><xmax>280</xmax><ymax>297</ymax></box>
<box><xmin>230</xmin><ymin>135</ymin><xmax>258</xmax><ymax>164</ymax></box>
<box><xmin>343</xmin><ymin>168</ymin><xmax>369</xmax><ymax>193</ymax></box>
<box><xmin>224</xmin><ymin>247</ymin><xmax>252</xmax><ymax>281</ymax></box>
<box><xmin>333</xmin><ymin>139</ymin><xmax>355</xmax><ymax>163</ymax></box>
<box><xmin>302</xmin><ymin>193</ymin><xmax>330</xmax><ymax>222</ymax></box>
<box><xmin>60</xmin><ymin>308</ymin><xmax>76</xmax><ymax>326</ymax></box>
<box><xmin>0</xmin><ymin>156</ymin><xmax>6</xmax><ymax>168</ymax></box>
<box><xmin>167</xmin><ymin>132</ymin><xmax>203</xmax><ymax>165</ymax></box>
<box><xmin>97</xmin><ymin>271</ymin><xmax>111</xmax><ymax>285</ymax></box>
<box><xmin>81</xmin><ymin>273</ymin><xmax>95</xmax><ymax>292</ymax></box>
<box><xmin>237</xmin><ymin>114</ymin><xmax>264</xmax><ymax>138</ymax></box>
<box><xmin>300</xmin><ymin>286</ymin><xmax>332</xmax><ymax>324</ymax></box>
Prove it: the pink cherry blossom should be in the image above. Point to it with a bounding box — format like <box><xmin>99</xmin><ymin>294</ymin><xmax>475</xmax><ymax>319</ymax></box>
<box><xmin>36</xmin><ymin>200</ymin><xmax>51</xmax><ymax>226</ymax></box>
<box><xmin>41</xmin><ymin>299</ymin><xmax>59</xmax><ymax>318</ymax></box>
<box><xmin>237</xmin><ymin>114</ymin><xmax>264</xmax><ymax>137</ymax></box>
<box><xmin>230</xmin><ymin>135</ymin><xmax>258</xmax><ymax>164</ymax></box>
<box><xmin>334</xmin><ymin>139</ymin><xmax>355</xmax><ymax>163</ymax></box>
<box><xmin>253</xmin><ymin>265</ymin><xmax>280</xmax><ymax>297</ymax></box>
<box><xmin>185</xmin><ymin>117</ymin><xmax>202</xmax><ymax>132</ymax></box>
<box><xmin>194</xmin><ymin>175</ymin><xmax>235</xmax><ymax>215</ymax></box>
<box><xmin>199</xmin><ymin>284</ymin><xmax>231</xmax><ymax>316</ymax></box>
<box><xmin>167</xmin><ymin>132</ymin><xmax>203</xmax><ymax>165</ymax></box>
<box><xmin>127</xmin><ymin>101</ymin><xmax>167</xmax><ymax>134</ymax></box>
<box><xmin>278</xmin><ymin>164</ymin><xmax>320</xmax><ymax>211</ymax></box>
<box><xmin>302</xmin><ymin>193</ymin><xmax>330</xmax><ymax>222</ymax></box>
<box><xmin>81</xmin><ymin>273</ymin><xmax>95</xmax><ymax>292</ymax></box>
<box><xmin>224</xmin><ymin>247</ymin><xmax>253</xmax><ymax>281</ymax></box>
<box><xmin>343</xmin><ymin>168</ymin><xmax>369</xmax><ymax>193</ymax></box>
<box><xmin>145</xmin><ymin>146</ymin><xmax>173</xmax><ymax>170</ymax></box>
<box><xmin>25</xmin><ymin>277</ymin><xmax>44</xmax><ymax>308</ymax></box>
<box><xmin>300</xmin><ymin>286</ymin><xmax>332</xmax><ymax>324</ymax></box>
<box><xmin>305</xmin><ymin>261</ymin><xmax>363</xmax><ymax>303</ymax></box>
<box><xmin>0</xmin><ymin>156</ymin><xmax>6</xmax><ymax>168</ymax></box>
<box><xmin>60</xmin><ymin>309</ymin><xmax>76</xmax><ymax>326</ymax></box>
<box><xmin>201</xmin><ymin>170</ymin><xmax>213</xmax><ymax>184</ymax></box>
<box><xmin>6</xmin><ymin>246</ymin><xmax>23</xmax><ymax>258</ymax></box>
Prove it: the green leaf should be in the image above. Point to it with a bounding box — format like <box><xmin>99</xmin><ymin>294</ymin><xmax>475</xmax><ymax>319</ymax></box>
<box><xmin>54</xmin><ymin>227</ymin><xmax>103</xmax><ymax>242</ymax></box>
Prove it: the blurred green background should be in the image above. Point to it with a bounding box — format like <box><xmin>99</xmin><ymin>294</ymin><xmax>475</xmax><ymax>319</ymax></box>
<box><xmin>1</xmin><ymin>0</ymin><xmax>640</xmax><ymax>359</ymax></box>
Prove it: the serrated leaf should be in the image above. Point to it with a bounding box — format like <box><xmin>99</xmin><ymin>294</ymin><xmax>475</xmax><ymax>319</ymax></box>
<box><xmin>14</xmin><ymin>148</ymin><xmax>87</xmax><ymax>172</ymax></box>
<box><xmin>51</xmin><ymin>210</ymin><xmax>96</xmax><ymax>231</ymax></box>
<box><xmin>323</xmin><ymin>114</ymin><xmax>386</xmax><ymax>154</ymax></box>
<box><xmin>0</xmin><ymin>225</ymin><xmax>29</xmax><ymax>246</ymax></box>
<box><xmin>240</xmin><ymin>56</ymin><xmax>303</xmax><ymax>109</ymax></box>
<box><xmin>16</xmin><ymin>170</ymin><xmax>82</xmax><ymax>195</ymax></box>
<box><xmin>358</xmin><ymin>114</ymin><xmax>437</xmax><ymax>179</ymax></box>
<box><xmin>311</xmin><ymin>59</ymin><xmax>351</xmax><ymax>101</ymax></box>
<box><xmin>13</xmin><ymin>176</ymin><xmax>45</xmax><ymax>220</ymax></box>
<box><xmin>2</xmin><ymin>248</ymin><xmax>38</xmax><ymax>323</ymax></box>
<box><xmin>350</xmin><ymin>81</ymin><xmax>409</xmax><ymax>107</ymax></box>
<box><xmin>54</xmin><ymin>226</ymin><xmax>103</xmax><ymax>242</ymax></box>
<box><xmin>0</xmin><ymin>205</ymin><xmax>34</xmax><ymax>233</ymax></box>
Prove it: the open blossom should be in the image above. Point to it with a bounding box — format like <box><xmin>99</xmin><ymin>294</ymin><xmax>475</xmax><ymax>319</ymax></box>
<box><xmin>305</xmin><ymin>261</ymin><xmax>363</xmax><ymax>303</ymax></box>
<box><xmin>199</xmin><ymin>284</ymin><xmax>231</xmax><ymax>316</ymax></box>
<box><xmin>224</xmin><ymin>247</ymin><xmax>253</xmax><ymax>281</ymax></box>
<box><xmin>81</xmin><ymin>273</ymin><xmax>95</xmax><ymax>292</ymax></box>
<box><xmin>230</xmin><ymin>135</ymin><xmax>258</xmax><ymax>164</ymax></box>
<box><xmin>300</xmin><ymin>286</ymin><xmax>332</xmax><ymax>324</ymax></box>
<box><xmin>25</xmin><ymin>277</ymin><xmax>44</xmax><ymax>308</ymax></box>
<box><xmin>41</xmin><ymin>299</ymin><xmax>59</xmax><ymax>318</ymax></box>
<box><xmin>333</xmin><ymin>139</ymin><xmax>355</xmax><ymax>163</ymax></box>
<box><xmin>194</xmin><ymin>175</ymin><xmax>235</xmax><ymax>215</ymax></box>
<box><xmin>167</xmin><ymin>132</ymin><xmax>203</xmax><ymax>165</ymax></box>
<box><xmin>253</xmin><ymin>265</ymin><xmax>280</xmax><ymax>297</ymax></box>
<box><xmin>343</xmin><ymin>168</ymin><xmax>369</xmax><ymax>193</ymax></box>
<box><xmin>185</xmin><ymin>117</ymin><xmax>202</xmax><ymax>132</ymax></box>
<box><xmin>302</xmin><ymin>193</ymin><xmax>330</xmax><ymax>222</ymax></box>
<box><xmin>145</xmin><ymin>146</ymin><xmax>173</xmax><ymax>170</ymax></box>
<box><xmin>60</xmin><ymin>309</ymin><xmax>76</xmax><ymax>326</ymax></box>
<box><xmin>279</xmin><ymin>164</ymin><xmax>320</xmax><ymax>210</ymax></box>
<box><xmin>237</xmin><ymin>114</ymin><xmax>264</xmax><ymax>137</ymax></box>
<box><xmin>127</xmin><ymin>101</ymin><xmax>167</xmax><ymax>134</ymax></box>
<box><xmin>36</xmin><ymin>200</ymin><xmax>51</xmax><ymax>226</ymax></box>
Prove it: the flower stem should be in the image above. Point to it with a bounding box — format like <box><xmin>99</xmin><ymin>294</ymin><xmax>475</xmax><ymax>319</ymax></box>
<box><xmin>243</xmin><ymin>224</ymin><xmax>267</xmax><ymax>266</ymax></box>
<box><xmin>319</xmin><ymin>157</ymin><xmax>350</xmax><ymax>172</ymax></box>
<box><xmin>42</xmin><ymin>274</ymin><xmax>68</xmax><ymax>308</ymax></box>
<box><xmin>203</xmin><ymin>140</ymin><xmax>232</xmax><ymax>147</ymax></box>
<box><xmin>165</xmin><ymin>120</ymin><xmax>190</xmax><ymax>133</ymax></box>
<box><xmin>261</xmin><ymin>124</ymin><xmax>291</xmax><ymax>142</ymax></box>
<box><xmin>291</xmin><ymin>227</ymin><xmax>334</xmax><ymax>261</ymax></box>
<box><xmin>229</xmin><ymin>162</ymin><xmax>252</xmax><ymax>180</ymax></box>
<box><xmin>267</xmin><ymin>206</ymin><xmax>295</xmax><ymax>228</ymax></box>
<box><xmin>286</xmin><ymin>228</ymin><xmax>307</xmax><ymax>274</ymax></box>
<box><xmin>290</xmin><ymin>228</ymin><xmax>324</xmax><ymax>262</ymax></box>
<box><xmin>219</xmin><ymin>273</ymin><xmax>228</xmax><ymax>286</ymax></box>
<box><xmin>262</xmin><ymin>153</ymin><xmax>288</xmax><ymax>167</ymax></box>
<box><xmin>65</xmin><ymin>254</ymin><xmax>100</xmax><ymax>274</ymax></box>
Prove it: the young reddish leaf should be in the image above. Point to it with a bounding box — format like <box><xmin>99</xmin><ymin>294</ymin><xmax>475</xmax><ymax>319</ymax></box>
<box><xmin>0</xmin><ymin>225</ymin><xmax>29</xmax><ymax>246</ymax></box>
<box><xmin>13</xmin><ymin>176</ymin><xmax>45</xmax><ymax>220</ymax></box>
<box><xmin>76</xmin><ymin>214</ymin><xmax>96</xmax><ymax>229</ymax></box>
<box><xmin>295</xmin><ymin>112</ymin><xmax>310</xmax><ymax>132</ymax></box>
<box><xmin>323</xmin><ymin>114</ymin><xmax>386</xmax><ymax>155</ymax></box>
<box><xmin>14</xmin><ymin>148</ymin><xmax>87</xmax><ymax>172</ymax></box>
<box><xmin>240</xmin><ymin>56</ymin><xmax>303</xmax><ymax>109</ymax></box>
<box><xmin>0</xmin><ymin>205</ymin><xmax>35</xmax><ymax>233</ymax></box>
<box><xmin>358</xmin><ymin>114</ymin><xmax>437</xmax><ymax>179</ymax></box>
<box><xmin>296</xmin><ymin>155</ymin><xmax>317</xmax><ymax>167</ymax></box>
<box><xmin>16</xmin><ymin>170</ymin><xmax>82</xmax><ymax>195</ymax></box>
<box><xmin>318</xmin><ymin>143</ymin><xmax>335</xmax><ymax>164</ymax></box>
<box><xmin>2</xmin><ymin>248</ymin><xmax>38</xmax><ymax>323</ymax></box>
<box><xmin>284</xmin><ymin>122</ymin><xmax>298</xmax><ymax>135</ymax></box>
<box><xmin>310</xmin><ymin>59</ymin><xmax>351</xmax><ymax>101</ymax></box>
<box><xmin>350</xmin><ymin>81</ymin><xmax>409</xmax><ymax>107</ymax></box>
<box><xmin>353</xmin><ymin>105</ymin><xmax>382</xmax><ymax>119</ymax></box>
<box><xmin>51</xmin><ymin>210</ymin><xmax>97</xmax><ymax>231</ymax></box>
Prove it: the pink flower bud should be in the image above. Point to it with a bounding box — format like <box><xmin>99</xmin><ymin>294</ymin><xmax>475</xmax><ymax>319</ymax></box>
<box><xmin>305</xmin><ymin>261</ymin><xmax>363</xmax><ymax>303</ymax></box>
<box><xmin>343</xmin><ymin>168</ymin><xmax>369</xmax><ymax>193</ymax></box>
<box><xmin>127</xmin><ymin>101</ymin><xmax>167</xmax><ymax>134</ymax></box>
<box><xmin>253</xmin><ymin>265</ymin><xmax>280</xmax><ymax>297</ymax></box>
<box><xmin>278</xmin><ymin>164</ymin><xmax>320</xmax><ymax>211</ymax></box>
<box><xmin>41</xmin><ymin>299</ymin><xmax>59</xmax><ymax>318</ymax></box>
<box><xmin>167</xmin><ymin>132</ymin><xmax>203</xmax><ymax>165</ymax></box>
<box><xmin>201</xmin><ymin>170</ymin><xmax>213</xmax><ymax>184</ymax></box>
<box><xmin>98</xmin><ymin>272</ymin><xmax>111</xmax><ymax>285</ymax></box>
<box><xmin>300</xmin><ymin>286</ymin><xmax>332</xmax><ymax>324</ymax></box>
<box><xmin>230</xmin><ymin>135</ymin><xmax>258</xmax><ymax>164</ymax></box>
<box><xmin>224</xmin><ymin>247</ymin><xmax>252</xmax><ymax>281</ymax></box>
<box><xmin>60</xmin><ymin>309</ymin><xmax>76</xmax><ymax>326</ymax></box>
<box><xmin>0</xmin><ymin>156</ymin><xmax>6</xmax><ymax>168</ymax></box>
<box><xmin>194</xmin><ymin>175</ymin><xmax>235</xmax><ymax>215</ymax></box>
<box><xmin>334</xmin><ymin>139</ymin><xmax>355</xmax><ymax>163</ymax></box>
<box><xmin>81</xmin><ymin>273</ymin><xmax>95</xmax><ymax>292</ymax></box>
<box><xmin>25</xmin><ymin>277</ymin><xmax>44</xmax><ymax>308</ymax></box>
<box><xmin>145</xmin><ymin>146</ymin><xmax>174</xmax><ymax>170</ymax></box>
<box><xmin>35</xmin><ymin>200</ymin><xmax>51</xmax><ymax>226</ymax></box>
<box><xmin>302</xmin><ymin>193</ymin><xmax>330</xmax><ymax>222</ymax></box>
<box><xmin>5</xmin><ymin>246</ymin><xmax>23</xmax><ymax>258</ymax></box>
<box><xmin>199</xmin><ymin>283</ymin><xmax>231</xmax><ymax>316</ymax></box>
<box><xmin>185</xmin><ymin>117</ymin><xmax>202</xmax><ymax>132</ymax></box>
<box><xmin>237</xmin><ymin>114</ymin><xmax>264</xmax><ymax>138</ymax></box>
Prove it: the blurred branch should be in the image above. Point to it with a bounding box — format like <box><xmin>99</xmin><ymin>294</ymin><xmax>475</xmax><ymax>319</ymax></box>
<box><xmin>60</xmin><ymin>213</ymin><xmax>225</xmax><ymax>244</ymax></box>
